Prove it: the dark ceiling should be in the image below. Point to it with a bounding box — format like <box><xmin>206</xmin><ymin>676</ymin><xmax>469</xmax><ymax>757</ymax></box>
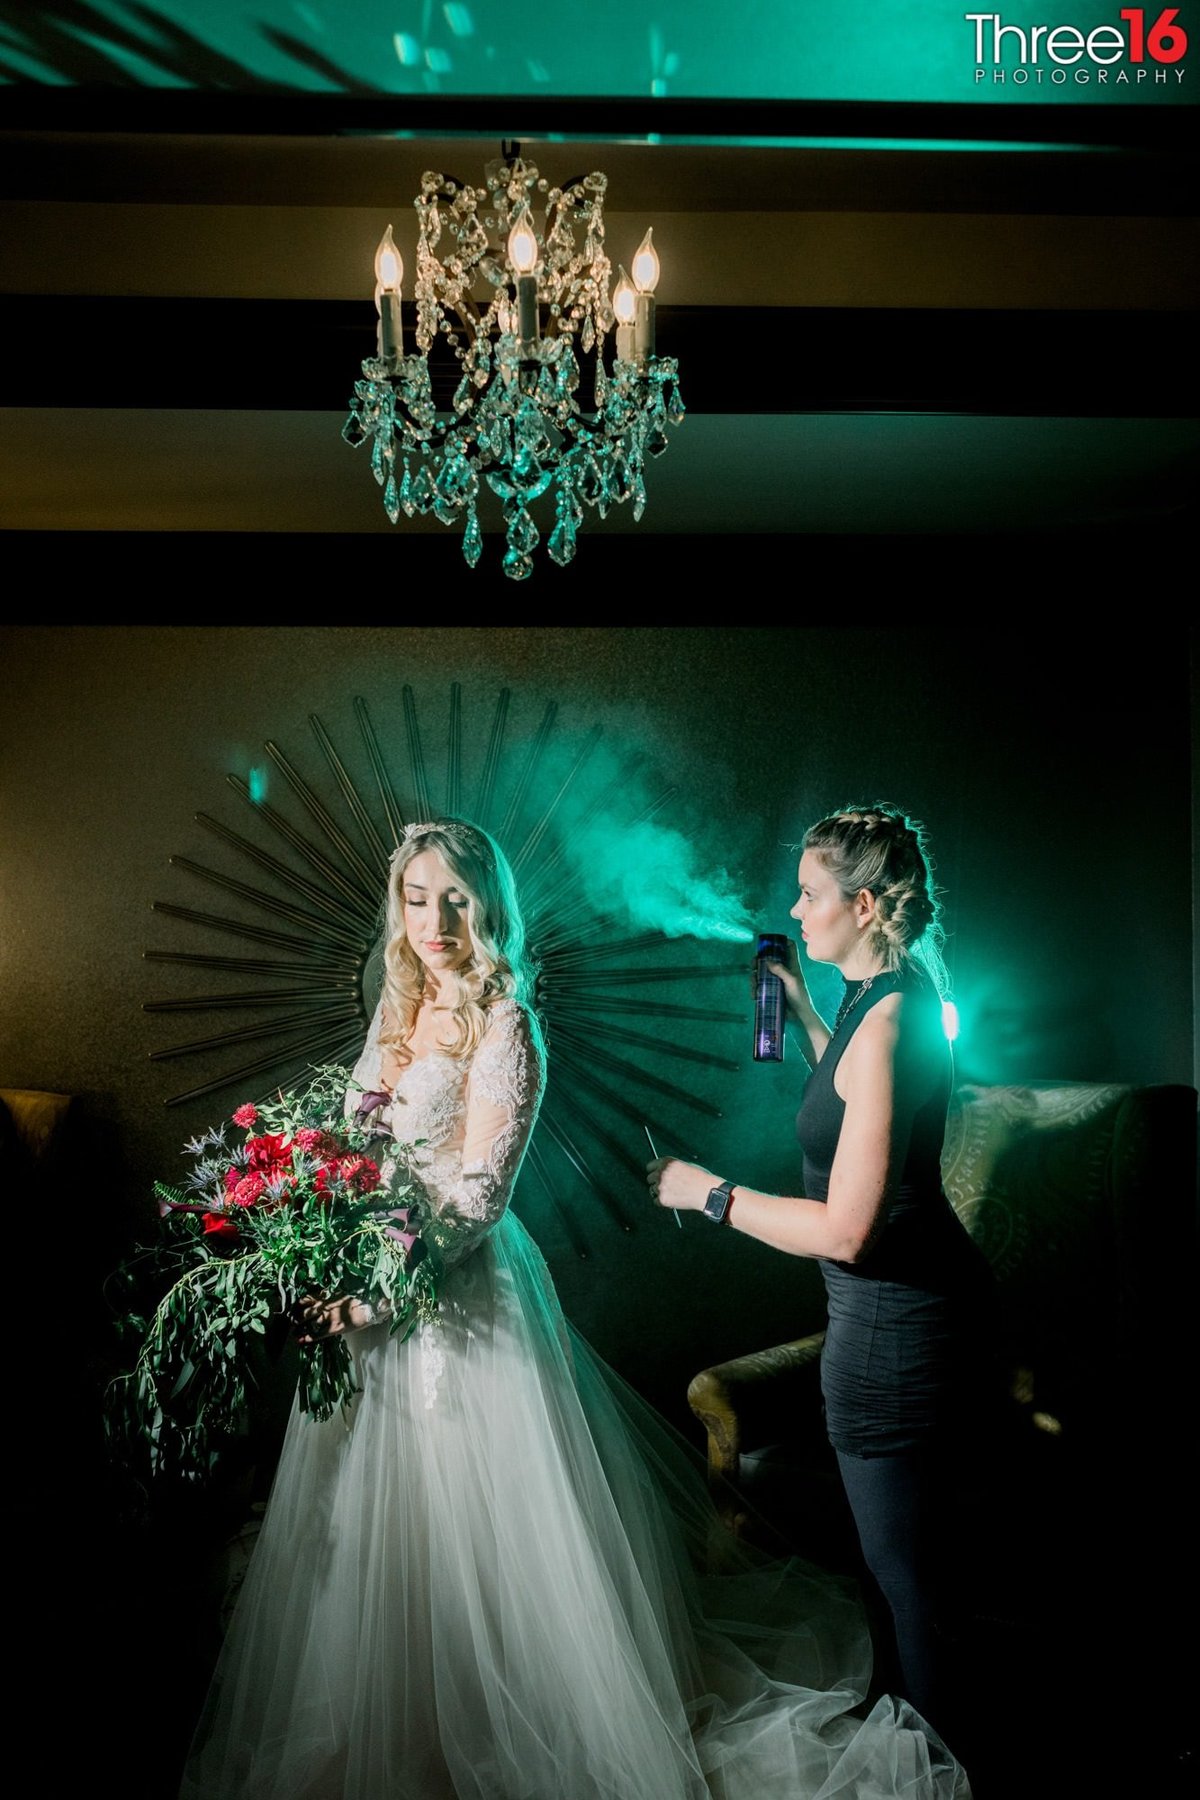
<box><xmin>1</xmin><ymin>13</ymin><xmax>1196</xmax><ymax>564</ymax></box>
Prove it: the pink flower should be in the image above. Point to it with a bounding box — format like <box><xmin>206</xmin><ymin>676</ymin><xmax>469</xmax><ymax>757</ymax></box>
<box><xmin>229</xmin><ymin>1172</ymin><xmax>267</xmax><ymax>1208</ymax></box>
<box><xmin>231</xmin><ymin>1103</ymin><xmax>258</xmax><ymax>1130</ymax></box>
<box><xmin>312</xmin><ymin>1152</ymin><xmax>380</xmax><ymax>1202</ymax></box>
<box><xmin>293</xmin><ymin>1127</ymin><xmax>331</xmax><ymax>1154</ymax></box>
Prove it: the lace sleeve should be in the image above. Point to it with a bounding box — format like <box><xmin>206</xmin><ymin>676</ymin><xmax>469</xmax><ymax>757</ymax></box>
<box><xmin>422</xmin><ymin>1000</ymin><xmax>547</xmax><ymax>1269</ymax></box>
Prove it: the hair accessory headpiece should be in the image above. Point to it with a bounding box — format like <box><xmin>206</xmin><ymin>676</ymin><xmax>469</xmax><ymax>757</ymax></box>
<box><xmin>388</xmin><ymin>821</ymin><xmax>440</xmax><ymax>863</ymax></box>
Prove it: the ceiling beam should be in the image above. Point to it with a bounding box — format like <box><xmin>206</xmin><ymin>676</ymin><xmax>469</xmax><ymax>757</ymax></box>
<box><xmin>4</xmin><ymin>296</ymin><xmax>1194</xmax><ymax>416</ymax></box>
<box><xmin>0</xmin><ymin>88</ymin><xmax>1194</xmax><ymax>152</ymax></box>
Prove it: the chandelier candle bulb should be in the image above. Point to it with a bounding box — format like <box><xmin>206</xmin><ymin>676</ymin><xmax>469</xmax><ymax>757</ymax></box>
<box><xmin>631</xmin><ymin>228</ymin><xmax>660</xmax><ymax>295</ymax></box>
<box><xmin>631</xmin><ymin>230</ymin><xmax>660</xmax><ymax>362</ymax></box>
<box><xmin>373</xmin><ymin>224</ymin><xmax>404</xmax><ymax>367</ymax></box>
<box><xmin>507</xmin><ymin>208</ymin><xmax>540</xmax><ymax>346</ymax></box>
<box><xmin>612</xmin><ymin>266</ymin><xmax>637</xmax><ymax>364</ymax></box>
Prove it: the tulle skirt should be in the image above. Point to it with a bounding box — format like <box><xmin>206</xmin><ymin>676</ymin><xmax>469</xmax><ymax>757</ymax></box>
<box><xmin>178</xmin><ymin>1213</ymin><xmax>971</xmax><ymax>1800</ymax></box>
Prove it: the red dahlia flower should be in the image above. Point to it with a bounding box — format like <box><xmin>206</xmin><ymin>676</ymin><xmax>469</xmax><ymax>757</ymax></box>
<box><xmin>246</xmin><ymin>1132</ymin><xmax>291</xmax><ymax>1173</ymax></box>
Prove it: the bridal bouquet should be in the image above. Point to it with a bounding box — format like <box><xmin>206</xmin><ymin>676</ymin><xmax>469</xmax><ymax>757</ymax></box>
<box><xmin>106</xmin><ymin>1064</ymin><xmax>441</xmax><ymax>1483</ymax></box>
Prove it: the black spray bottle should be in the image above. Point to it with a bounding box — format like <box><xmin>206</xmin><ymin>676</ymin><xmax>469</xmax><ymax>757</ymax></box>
<box><xmin>753</xmin><ymin>933</ymin><xmax>790</xmax><ymax>1062</ymax></box>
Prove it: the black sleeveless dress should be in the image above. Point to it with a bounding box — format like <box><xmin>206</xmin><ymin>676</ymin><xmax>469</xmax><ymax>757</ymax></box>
<box><xmin>795</xmin><ymin>971</ymin><xmax>998</xmax><ymax>1459</ymax></box>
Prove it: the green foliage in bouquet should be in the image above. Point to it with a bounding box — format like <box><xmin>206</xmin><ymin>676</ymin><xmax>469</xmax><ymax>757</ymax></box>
<box><xmin>105</xmin><ymin>1064</ymin><xmax>440</xmax><ymax>1484</ymax></box>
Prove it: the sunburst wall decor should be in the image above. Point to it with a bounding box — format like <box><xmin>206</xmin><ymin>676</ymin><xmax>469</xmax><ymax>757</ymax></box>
<box><xmin>143</xmin><ymin>687</ymin><xmax>753</xmax><ymax>1257</ymax></box>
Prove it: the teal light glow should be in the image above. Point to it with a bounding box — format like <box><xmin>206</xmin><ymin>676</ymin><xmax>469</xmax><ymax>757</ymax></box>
<box><xmin>248</xmin><ymin>766</ymin><xmax>269</xmax><ymax>803</ymax></box>
<box><xmin>618</xmin><ymin>135</ymin><xmax>1105</xmax><ymax>151</ymax></box>
<box><xmin>345</xmin><ymin>129</ymin><xmax>1103</xmax><ymax>152</ymax></box>
<box><xmin>942</xmin><ymin>1000</ymin><xmax>960</xmax><ymax>1042</ymax></box>
<box><xmin>0</xmin><ymin>1</ymin><xmax>1189</xmax><ymax>105</ymax></box>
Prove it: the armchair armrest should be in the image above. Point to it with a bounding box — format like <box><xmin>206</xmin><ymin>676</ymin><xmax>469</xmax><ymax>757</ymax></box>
<box><xmin>0</xmin><ymin>1085</ymin><xmax>74</xmax><ymax>1151</ymax></box>
<box><xmin>0</xmin><ymin>1087</ymin><xmax>77</xmax><ymax>1193</ymax></box>
<box><xmin>687</xmin><ymin>1333</ymin><xmax>829</xmax><ymax>1551</ymax></box>
<box><xmin>687</xmin><ymin>1331</ymin><xmax>826</xmax><ymax>1481</ymax></box>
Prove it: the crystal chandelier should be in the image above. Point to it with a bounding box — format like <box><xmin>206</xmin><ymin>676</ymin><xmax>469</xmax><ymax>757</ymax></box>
<box><xmin>341</xmin><ymin>147</ymin><xmax>685</xmax><ymax>580</ymax></box>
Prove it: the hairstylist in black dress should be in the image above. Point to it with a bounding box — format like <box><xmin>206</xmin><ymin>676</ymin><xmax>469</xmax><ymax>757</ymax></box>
<box><xmin>647</xmin><ymin>804</ymin><xmax>1000</xmax><ymax>1759</ymax></box>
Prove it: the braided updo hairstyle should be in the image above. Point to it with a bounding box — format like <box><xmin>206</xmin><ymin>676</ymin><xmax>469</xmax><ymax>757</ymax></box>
<box><xmin>802</xmin><ymin>804</ymin><xmax>950</xmax><ymax>998</ymax></box>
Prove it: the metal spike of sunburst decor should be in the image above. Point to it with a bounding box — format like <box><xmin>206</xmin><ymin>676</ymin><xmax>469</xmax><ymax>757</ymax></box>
<box><xmin>144</xmin><ymin>688</ymin><xmax>745</xmax><ymax>1258</ymax></box>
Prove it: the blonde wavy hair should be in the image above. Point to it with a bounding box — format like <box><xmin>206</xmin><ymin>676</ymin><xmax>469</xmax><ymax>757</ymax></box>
<box><xmin>802</xmin><ymin>803</ymin><xmax>950</xmax><ymax>998</ymax></box>
<box><xmin>378</xmin><ymin>817</ymin><xmax>536</xmax><ymax>1068</ymax></box>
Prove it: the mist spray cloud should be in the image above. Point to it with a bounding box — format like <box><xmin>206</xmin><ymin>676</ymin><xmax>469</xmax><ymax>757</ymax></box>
<box><xmin>581</xmin><ymin>815</ymin><xmax>755</xmax><ymax>942</ymax></box>
<box><xmin>526</xmin><ymin>743</ymin><xmax>757</xmax><ymax>944</ymax></box>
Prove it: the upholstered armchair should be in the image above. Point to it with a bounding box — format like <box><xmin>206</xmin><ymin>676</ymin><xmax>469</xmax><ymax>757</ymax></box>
<box><xmin>687</xmin><ymin>1079</ymin><xmax>1198</xmax><ymax>1568</ymax></box>
<box><xmin>0</xmin><ymin>1084</ymin><xmax>78</xmax><ymax>1198</ymax></box>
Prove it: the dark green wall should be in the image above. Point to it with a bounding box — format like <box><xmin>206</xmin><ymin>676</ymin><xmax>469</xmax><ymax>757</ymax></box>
<box><xmin>1</xmin><ymin>620</ymin><xmax>1194</xmax><ymax>1432</ymax></box>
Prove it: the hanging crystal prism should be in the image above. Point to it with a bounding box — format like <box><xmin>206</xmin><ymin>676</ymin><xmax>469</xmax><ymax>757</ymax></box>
<box><xmin>462</xmin><ymin>505</ymin><xmax>483</xmax><ymax>568</ymax></box>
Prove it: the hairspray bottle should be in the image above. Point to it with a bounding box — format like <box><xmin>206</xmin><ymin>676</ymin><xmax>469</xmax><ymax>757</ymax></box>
<box><xmin>753</xmin><ymin>933</ymin><xmax>790</xmax><ymax>1062</ymax></box>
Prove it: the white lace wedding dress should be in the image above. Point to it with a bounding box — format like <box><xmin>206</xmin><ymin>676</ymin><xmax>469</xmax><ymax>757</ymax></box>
<box><xmin>178</xmin><ymin>997</ymin><xmax>971</xmax><ymax>1800</ymax></box>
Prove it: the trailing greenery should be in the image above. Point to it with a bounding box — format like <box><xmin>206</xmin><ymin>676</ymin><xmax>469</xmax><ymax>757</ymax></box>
<box><xmin>105</xmin><ymin>1063</ymin><xmax>440</xmax><ymax>1485</ymax></box>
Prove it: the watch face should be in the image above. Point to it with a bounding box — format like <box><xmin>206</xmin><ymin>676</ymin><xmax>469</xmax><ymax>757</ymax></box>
<box><xmin>705</xmin><ymin>1183</ymin><xmax>730</xmax><ymax>1221</ymax></box>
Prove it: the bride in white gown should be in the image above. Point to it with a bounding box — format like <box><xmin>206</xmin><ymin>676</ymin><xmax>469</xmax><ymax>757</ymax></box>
<box><xmin>178</xmin><ymin>818</ymin><xmax>972</xmax><ymax>1800</ymax></box>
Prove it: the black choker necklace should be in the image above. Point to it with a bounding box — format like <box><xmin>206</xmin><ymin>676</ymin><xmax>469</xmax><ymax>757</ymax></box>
<box><xmin>833</xmin><ymin>975</ymin><xmax>878</xmax><ymax>1032</ymax></box>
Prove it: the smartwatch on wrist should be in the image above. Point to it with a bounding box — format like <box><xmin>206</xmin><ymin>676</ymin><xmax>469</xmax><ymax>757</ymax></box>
<box><xmin>703</xmin><ymin>1179</ymin><xmax>735</xmax><ymax>1224</ymax></box>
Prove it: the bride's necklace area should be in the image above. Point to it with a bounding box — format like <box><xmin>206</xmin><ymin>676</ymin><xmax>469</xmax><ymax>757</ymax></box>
<box><xmin>379</xmin><ymin>996</ymin><xmax>456</xmax><ymax>1082</ymax></box>
<box><xmin>833</xmin><ymin>973</ymin><xmax>880</xmax><ymax>1033</ymax></box>
<box><xmin>408</xmin><ymin>992</ymin><xmax>457</xmax><ymax>1055</ymax></box>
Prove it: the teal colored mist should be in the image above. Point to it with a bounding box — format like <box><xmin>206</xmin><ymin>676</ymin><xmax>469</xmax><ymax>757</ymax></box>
<box><xmin>1</xmin><ymin>1</ymin><xmax>1192</xmax><ymax>105</ymax></box>
<box><xmin>579</xmin><ymin>814</ymin><xmax>757</xmax><ymax>943</ymax></box>
<box><xmin>526</xmin><ymin>740</ymin><xmax>758</xmax><ymax>945</ymax></box>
